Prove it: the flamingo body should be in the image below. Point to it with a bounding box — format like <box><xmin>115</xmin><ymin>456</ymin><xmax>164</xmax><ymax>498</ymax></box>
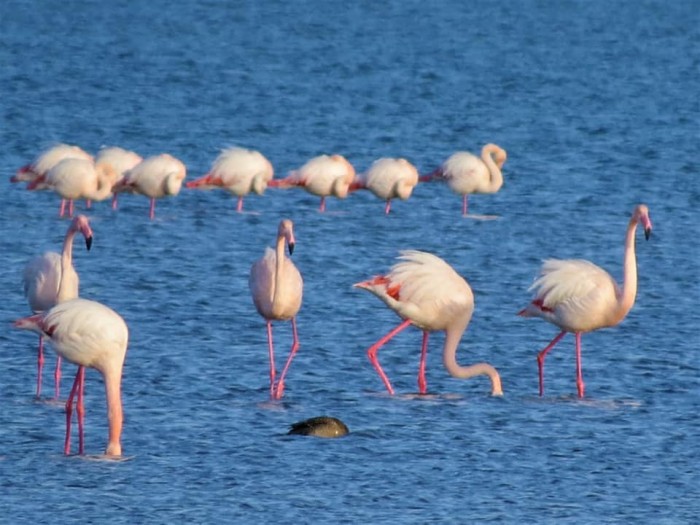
<box><xmin>353</xmin><ymin>158</ymin><xmax>419</xmax><ymax>214</ymax></box>
<box><xmin>13</xmin><ymin>144</ymin><xmax>93</xmax><ymax>185</ymax></box>
<box><xmin>95</xmin><ymin>147</ymin><xmax>143</xmax><ymax>209</ymax></box>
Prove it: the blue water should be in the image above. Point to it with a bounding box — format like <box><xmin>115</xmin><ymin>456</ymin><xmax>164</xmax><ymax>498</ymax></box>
<box><xmin>1</xmin><ymin>0</ymin><xmax>698</xmax><ymax>522</ymax></box>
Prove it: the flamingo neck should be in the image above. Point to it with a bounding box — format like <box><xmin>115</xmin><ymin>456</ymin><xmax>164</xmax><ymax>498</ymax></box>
<box><xmin>481</xmin><ymin>145</ymin><xmax>504</xmax><ymax>193</ymax></box>
<box><xmin>442</xmin><ymin>324</ymin><xmax>503</xmax><ymax>396</ymax></box>
<box><xmin>57</xmin><ymin>228</ymin><xmax>77</xmax><ymax>301</ymax></box>
<box><xmin>103</xmin><ymin>367</ymin><xmax>123</xmax><ymax>456</ymax></box>
<box><xmin>616</xmin><ymin>215</ymin><xmax>640</xmax><ymax>323</ymax></box>
<box><xmin>272</xmin><ymin>234</ymin><xmax>286</xmax><ymax>310</ymax></box>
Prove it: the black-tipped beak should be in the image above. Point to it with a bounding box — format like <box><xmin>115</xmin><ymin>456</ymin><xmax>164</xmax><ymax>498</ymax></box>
<box><xmin>85</xmin><ymin>236</ymin><xmax>93</xmax><ymax>251</ymax></box>
<box><xmin>288</xmin><ymin>242</ymin><xmax>295</xmax><ymax>256</ymax></box>
<box><xmin>644</xmin><ymin>228</ymin><xmax>651</xmax><ymax>241</ymax></box>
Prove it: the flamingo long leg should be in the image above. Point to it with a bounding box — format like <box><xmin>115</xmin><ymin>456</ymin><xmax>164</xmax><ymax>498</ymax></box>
<box><xmin>54</xmin><ymin>355</ymin><xmax>62</xmax><ymax>400</ymax></box>
<box><xmin>236</xmin><ymin>196</ymin><xmax>244</xmax><ymax>213</ymax></box>
<box><xmin>76</xmin><ymin>366</ymin><xmax>86</xmax><ymax>455</ymax></box>
<box><xmin>319</xmin><ymin>197</ymin><xmax>326</xmax><ymax>213</ymax></box>
<box><xmin>366</xmin><ymin>319</ymin><xmax>412</xmax><ymax>395</ymax></box>
<box><xmin>418</xmin><ymin>331</ymin><xmax>429</xmax><ymax>394</ymax></box>
<box><xmin>68</xmin><ymin>199</ymin><xmax>75</xmax><ymax>218</ymax></box>
<box><xmin>149</xmin><ymin>198</ymin><xmax>156</xmax><ymax>220</ymax></box>
<box><xmin>462</xmin><ymin>195</ymin><xmax>468</xmax><ymax>217</ymax></box>
<box><xmin>575</xmin><ymin>332</ymin><xmax>585</xmax><ymax>398</ymax></box>
<box><xmin>64</xmin><ymin>368</ymin><xmax>82</xmax><ymax>455</ymax></box>
<box><xmin>59</xmin><ymin>199</ymin><xmax>67</xmax><ymax>218</ymax></box>
<box><xmin>266</xmin><ymin>321</ymin><xmax>276</xmax><ymax>398</ymax></box>
<box><xmin>537</xmin><ymin>330</ymin><xmax>567</xmax><ymax>396</ymax></box>
<box><xmin>273</xmin><ymin>317</ymin><xmax>300</xmax><ymax>400</ymax></box>
<box><xmin>384</xmin><ymin>200</ymin><xmax>391</xmax><ymax>215</ymax></box>
<box><xmin>36</xmin><ymin>335</ymin><xmax>45</xmax><ymax>398</ymax></box>
<box><xmin>111</xmin><ymin>194</ymin><xmax>119</xmax><ymax>210</ymax></box>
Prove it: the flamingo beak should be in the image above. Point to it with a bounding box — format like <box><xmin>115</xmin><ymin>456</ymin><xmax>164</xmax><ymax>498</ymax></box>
<box><xmin>288</xmin><ymin>242</ymin><xmax>295</xmax><ymax>256</ymax></box>
<box><xmin>644</xmin><ymin>227</ymin><xmax>651</xmax><ymax>241</ymax></box>
<box><xmin>85</xmin><ymin>236</ymin><xmax>93</xmax><ymax>251</ymax></box>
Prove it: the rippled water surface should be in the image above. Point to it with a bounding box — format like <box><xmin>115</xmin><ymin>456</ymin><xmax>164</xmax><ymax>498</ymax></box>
<box><xmin>1</xmin><ymin>0</ymin><xmax>698</xmax><ymax>523</ymax></box>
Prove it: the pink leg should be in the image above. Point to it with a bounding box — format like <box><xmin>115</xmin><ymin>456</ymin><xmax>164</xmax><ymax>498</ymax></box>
<box><xmin>367</xmin><ymin>319</ymin><xmax>413</xmax><ymax>395</ymax></box>
<box><xmin>111</xmin><ymin>194</ymin><xmax>118</xmax><ymax>210</ymax></box>
<box><xmin>319</xmin><ymin>197</ymin><xmax>326</xmax><ymax>213</ymax></box>
<box><xmin>236</xmin><ymin>196</ymin><xmax>244</xmax><ymax>213</ymax></box>
<box><xmin>64</xmin><ymin>368</ymin><xmax>82</xmax><ymax>455</ymax></box>
<box><xmin>68</xmin><ymin>199</ymin><xmax>75</xmax><ymax>218</ymax></box>
<box><xmin>59</xmin><ymin>199</ymin><xmax>66</xmax><ymax>217</ymax></box>
<box><xmin>149</xmin><ymin>198</ymin><xmax>156</xmax><ymax>220</ymax></box>
<box><xmin>76</xmin><ymin>366</ymin><xmax>86</xmax><ymax>455</ymax></box>
<box><xmin>418</xmin><ymin>330</ymin><xmax>429</xmax><ymax>394</ymax></box>
<box><xmin>54</xmin><ymin>355</ymin><xmax>62</xmax><ymax>400</ymax></box>
<box><xmin>537</xmin><ymin>331</ymin><xmax>567</xmax><ymax>396</ymax></box>
<box><xmin>86</xmin><ymin>199</ymin><xmax>92</xmax><ymax>209</ymax></box>
<box><xmin>462</xmin><ymin>195</ymin><xmax>468</xmax><ymax>216</ymax></box>
<box><xmin>384</xmin><ymin>200</ymin><xmax>391</xmax><ymax>215</ymax></box>
<box><xmin>266</xmin><ymin>321</ymin><xmax>276</xmax><ymax>398</ymax></box>
<box><xmin>575</xmin><ymin>332</ymin><xmax>585</xmax><ymax>398</ymax></box>
<box><xmin>36</xmin><ymin>335</ymin><xmax>45</xmax><ymax>398</ymax></box>
<box><xmin>273</xmin><ymin>318</ymin><xmax>300</xmax><ymax>399</ymax></box>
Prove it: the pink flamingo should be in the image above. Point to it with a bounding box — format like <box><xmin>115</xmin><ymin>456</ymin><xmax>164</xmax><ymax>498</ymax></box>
<box><xmin>22</xmin><ymin>215</ymin><xmax>94</xmax><ymax>399</ymax></box>
<box><xmin>269</xmin><ymin>154</ymin><xmax>355</xmax><ymax>212</ymax></box>
<box><xmin>349</xmin><ymin>157</ymin><xmax>419</xmax><ymax>214</ymax></box>
<box><xmin>28</xmin><ymin>158</ymin><xmax>118</xmax><ymax>218</ymax></box>
<box><xmin>186</xmin><ymin>147</ymin><xmax>274</xmax><ymax>213</ymax></box>
<box><xmin>113</xmin><ymin>153</ymin><xmax>187</xmax><ymax>219</ymax></box>
<box><xmin>12</xmin><ymin>144</ymin><xmax>93</xmax><ymax>186</ymax></box>
<box><xmin>249</xmin><ymin>219</ymin><xmax>303</xmax><ymax>399</ymax></box>
<box><xmin>95</xmin><ymin>146</ymin><xmax>143</xmax><ymax>210</ymax></box>
<box><xmin>14</xmin><ymin>298</ymin><xmax>128</xmax><ymax>456</ymax></box>
<box><xmin>355</xmin><ymin>250</ymin><xmax>503</xmax><ymax>396</ymax></box>
<box><xmin>518</xmin><ymin>204</ymin><xmax>653</xmax><ymax>398</ymax></box>
<box><xmin>423</xmin><ymin>144</ymin><xmax>507</xmax><ymax>216</ymax></box>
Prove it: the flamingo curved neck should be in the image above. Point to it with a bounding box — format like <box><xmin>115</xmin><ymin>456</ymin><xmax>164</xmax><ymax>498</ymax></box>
<box><xmin>57</xmin><ymin>229</ymin><xmax>77</xmax><ymax>301</ymax></box>
<box><xmin>481</xmin><ymin>146</ymin><xmax>504</xmax><ymax>193</ymax></box>
<box><xmin>442</xmin><ymin>325</ymin><xmax>503</xmax><ymax>396</ymax></box>
<box><xmin>615</xmin><ymin>215</ymin><xmax>640</xmax><ymax>323</ymax></box>
<box><xmin>272</xmin><ymin>235</ymin><xmax>285</xmax><ymax>314</ymax></box>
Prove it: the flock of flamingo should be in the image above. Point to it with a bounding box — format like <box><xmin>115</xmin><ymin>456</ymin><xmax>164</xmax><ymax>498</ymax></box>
<box><xmin>10</xmin><ymin>142</ymin><xmax>652</xmax><ymax>455</ymax></box>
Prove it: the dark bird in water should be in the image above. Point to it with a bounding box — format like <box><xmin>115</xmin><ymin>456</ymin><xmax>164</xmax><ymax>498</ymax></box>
<box><xmin>288</xmin><ymin>416</ymin><xmax>349</xmax><ymax>438</ymax></box>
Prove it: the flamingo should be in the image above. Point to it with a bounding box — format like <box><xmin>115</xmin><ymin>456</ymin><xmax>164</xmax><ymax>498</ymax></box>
<box><xmin>95</xmin><ymin>146</ymin><xmax>143</xmax><ymax>210</ymax></box>
<box><xmin>518</xmin><ymin>204</ymin><xmax>653</xmax><ymax>398</ymax></box>
<box><xmin>14</xmin><ymin>298</ymin><xmax>128</xmax><ymax>456</ymax></box>
<box><xmin>22</xmin><ymin>215</ymin><xmax>94</xmax><ymax>399</ymax></box>
<box><xmin>27</xmin><ymin>158</ymin><xmax>118</xmax><ymax>218</ymax></box>
<box><xmin>423</xmin><ymin>144</ymin><xmax>507</xmax><ymax>216</ymax></box>
<box><xmin>354</xmin><ymin>250</ymin><xmax>503</xmax><ymax>396</ymax></box>
<box><xmin>186</xmin><ymin>147</ymin><xmax>274</xmax><ymax>213</ymax></box>
<box><xmin>249</xmin><ymin>219</ymin><xmax>303</xmax><ymax>399</ymax></box>
<box><xmin>269</xmin><ymin>154</ymin><xmax>355</xmax><ymax>212</ymax></box>
<box><xmin>114</xmin><ymin>153</ymin><xmax>187</xmax><ymax>219</ymax></box>
<box><xmin>12</xmin><ymin>144</ymin><xmax>93</xmax><ymax>186</ymax></box>
<box><xmin>349</xmin><ymin>157</ymin><xmax>419</xmax><ymax>214</ymax></box>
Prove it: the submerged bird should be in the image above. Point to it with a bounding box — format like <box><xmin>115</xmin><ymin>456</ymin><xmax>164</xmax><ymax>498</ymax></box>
<box><xmin>349</xmin><ymin>157</ymin><xmax>419</xmax><ymax>214</ymax></box>
<box><xmin>518</xmin><ymin>204</ymin><xmax>653</xmax><ymax>398</ymax></box>
<box><xmin>288</xmin><ymin>416</ymin><xmax>349</xmax><ymax>438</ymax></box>
<box><xmin>249</xmin><ymin>219</ymin><xmax>304</xmax><ymax>399</ymax></box>
<box><xmin>424</xmin><ymin>144</ymin><xmax>507</xmax><ymax>216</ymax></box>
<box><xmin>354</xmin><ymin>250</ymin><xmax>503</xmax><ymax>396</ymax></box>
<box><xmin>22</xmin><ymin>215</ymin><xmax>94</xmax><ymax>398</ymax></box>
<box><xmin>114</xmin><ymin>153</ymin><xmax>187</xmax><ymax>219</ymax></box>
<box><xmin>269</xmin><ymin>154</ymin><xmax>355</xmax><ymax>212</ymax></box>
<box><xmin>186</xmin><ymin>147</ymin><xmax>274</xmax><ymax>212</ymax></box>
<box><xmin>95</xmin><ymin>146</ymin><xmax>143</xmax><ymax>210</ymax></box>
<box><xmin>14</xmin><ymin>298</ymin><xmax>129</xmax><ymax>457</ymax></box>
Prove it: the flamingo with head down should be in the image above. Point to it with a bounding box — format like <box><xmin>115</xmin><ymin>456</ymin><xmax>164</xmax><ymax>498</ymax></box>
<box><xmin>95</xmin><ymin>146</ymin><xmax>143</xmax><ymax>210</ymax></box>
<box><xmin>186</xmin><ymin>147</ymin><xmax>274</xmax><ymax>213</ymax></box>
<box><xmin>518</xmin><ymin>204</ymin><xmax>652</xmax><ymax>398</ymax></box>
<box><xmin>349</xmin><ymin>157</ymin><xmax>419</xmax><ymax>215</ymax></box>
<box><xmin>355</xmin><ymin>250</ymin><xmax>503</xmax><ymax>396</ymax></box>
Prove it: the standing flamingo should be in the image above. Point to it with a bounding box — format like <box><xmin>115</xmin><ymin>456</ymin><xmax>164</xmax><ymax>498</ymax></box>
<box><xmin>349</xmin><ymin>158</ymin><xmax>419</xmax><ymax>214</ymax></box>
<box><xmin>14</xmin><ymin>298</ymin><xmax>128</xmax><ymax>456</ymax></box>
<box><xmin>95</xmin><ymin>146</ymin><xmax>143</xmax><ymax>210</ymax></box>
<box><xmin>269</xmin><ymin>154</ymin><xmax>355</xmax><ymax>212</ymax></box>
<box><xmin>186</xmin><ymin>147</ymin><xmax>274</xmax><ymax>213</ymax></box>
<box><xmin>518</xmin><ymin>204</ymin><xmax>653</xmax><ymax>398</ymax></box>
<box><xmin>114</xmin><ymin>153</ymin><xmax>187</xmax><ymax>219</ymax></box>
<box><xmin>22</xmin><ymin>215</ymin><xmax>94</xmax><ymax>399</ymax></box>
<box><xmin>354</xmin><ymin>250</ymin><xmax>503</xmax><ymax>396</ymax></box>
<box><xmin>12</xmin><ymin>144</ymin><xmax>93</xmax><ymax>186</ymax></box>
<box><xmin>249</xmin><ymin>219</ymin><xmax>303</xmax><ymax>399</ymax></box>
<box><xmin>424</xmin><ymin>144</ymin><xmax>507</xmax><ymax>216</ymax></box>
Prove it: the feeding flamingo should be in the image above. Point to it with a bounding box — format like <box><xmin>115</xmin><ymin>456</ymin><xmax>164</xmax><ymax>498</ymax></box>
<box><xmin>186</xmin><ymin>147</ymin><xmax>274</xmax><ymax>213</ymax></box>
<box><xmin>249</xmin><ymin>219</ymin><xmax>303</xmax><ymax>399</ymax></box>
<box><xmin>22</xmin><ymin>215</ymin><xmax>93</xmax><ymax>399</ymax></box>
<box><xmin>14</xmin><ymin>298</ymin><xmax>128</xmax><ymax>456</ymax></box>
<box><xmin>114</xmin><ymin>153</ymin><xmax>187</xmax><ymax>219</ymax></box>
<box><xmin>423</xmin><ymin>144</ymin><xmax>507</xmax><ymax>216</ymax></box>
<box><xmin>349</xmin><ymin>157</ymin><xmax>419</xmax><ymax>214</ymax></box>
<box><xmin>95</xmin><ymin>146</ymin><xmax>143</xmax><ymax>210</ymax></box>
<box><xmin>269</xmin><ymin>154</ymin><xmax>355</xmax><ymax>212</ymax></box>
<box><xmin>28</xmin><ymin>158</ymin><xmax>118</xmax><ymax>217</ymax></box>
<box><xmin>518</xmin><ymin>204</ymin><xmax>653</xmax><ymax>398</ymax></box>
<box><xmin>354</xmin><ymin>250</ymin><xmax>503</xmax><ymax>396</ymax></box>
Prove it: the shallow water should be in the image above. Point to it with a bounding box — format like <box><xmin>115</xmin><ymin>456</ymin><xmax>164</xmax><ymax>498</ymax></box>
<box><xmin>1</xmin><ymin>0</ymin><xmax>698</xmax><ymax>523</ymax></box>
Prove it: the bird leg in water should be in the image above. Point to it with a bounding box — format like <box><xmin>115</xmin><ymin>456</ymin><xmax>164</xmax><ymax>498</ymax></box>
<box><xmin>149</xmin><ymin>198</ymin><xmax>156</xmax><ymax>220</ymax></box>
<box><xmin>273</xmin><ymin>317</ymin><xmax>300</xmax><ymax>399</ymax></box>
<box><xmin>418</xmin><ymin>331</ymin><xmax>429</xmax><ymax>394</ymax></box>
<box><xmin>54</xmin><ymin>355</ymin><xmax>62</xmax><ymax>400</ymax></box>
<box><xmin>462</xmin><ymin>195</ymin><xmax>468</xmax><ymax>217</ymax></box>
<box><xmin>575</xmin><ymin>333</ymin><xmax>585</xmax><ymax>398</ymax></box>
<box><xmin>319</xmin><ymin>197</ymin><xmax>326</xmax><ymax>213</ymax></box>
<box><xmin>384</xmin><ymin>200</ymin><xmax>391</xmax><ymax>215</ymax></box>
<box><xmin>236</xmin><ymin>196</ymin><xmax>244</xmax><ymax>213</ymax></box>
<box><xmin>64</xmin><ymin>366</ymin><xmax>86</xmax><ymax>455</ymax></box>
<box><xmin>36</xmin><ymin>336</ymin><xmax>45</xmax><ymax>398</ymax></box>
<box><xmin>537</xmin><ymin>331</ymin><xmax>567</xmax><ymax>396</ymax></box>
<box><xmin>366</xmin><ymin>319</ymin><xmax>413</xmax><ymax>395</ymax></box>
<box><xmin>59</xmin><ymin>199</ymin><xmax>67</xmax><ymax>218</ymax></box>
<box><xmin>266</xmin><ymin>321</ymin><xmax>276</xmax><ymax>398</ymax></box>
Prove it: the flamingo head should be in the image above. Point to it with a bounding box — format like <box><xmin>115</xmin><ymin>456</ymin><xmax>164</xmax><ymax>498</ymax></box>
<box><xmin>71</xmin><ymin>215</ymin><xmax>94</xmax><ymax>251</ymax></box>
<box><xmin>484</xmin><ymin>143</ymin><xmax>508</xmax><ymax>168</ymax></box>
<box><xmin>634</xmin><ymin>204</ymin><xmax>652</xmax><ymax>240</ymax></box>
<box><xmin>278</xmin><ymin>219</ymin><xmax>296</xmax><ymax>255</ymax></box>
